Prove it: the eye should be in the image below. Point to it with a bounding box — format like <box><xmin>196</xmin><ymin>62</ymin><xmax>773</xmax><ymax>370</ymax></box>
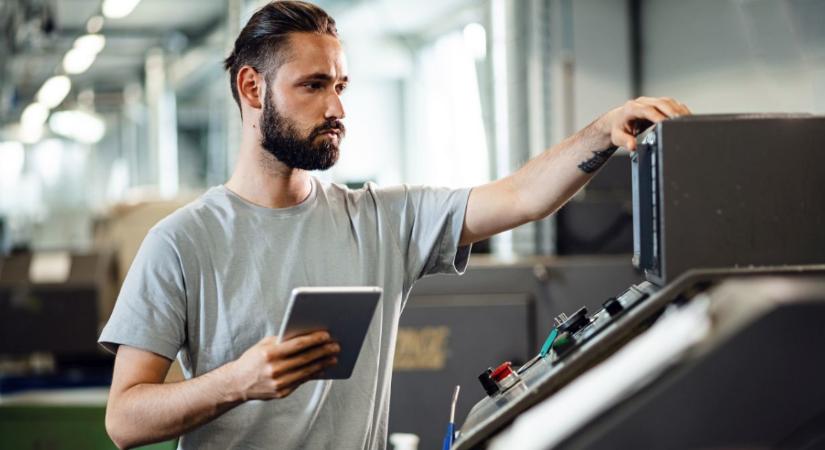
<box><xmin>304</xmin><ymin>82</ymin><xmax>323</xmax><ymax>91</ymax></box>
<box><xmin>336</xmin><ymin>83</ymin><xmax>348</xmax><ymax>94</ymax></box>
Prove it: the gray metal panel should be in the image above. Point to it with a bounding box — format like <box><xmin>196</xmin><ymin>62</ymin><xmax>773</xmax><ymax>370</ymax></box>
<box><xmin>411</xmin><ymin>257</ymin><xmax>641</xmax><ymax>347</ymax></box>
<box><xmin>562</xmin><ymin>275</ymin><xmax>825</xmax><ymax>450</ymax></box>
<box><xmin>452</xmin><ymin>265</ymin><xmax>825</xmax><ymax>450</ymax></box>
<box><xmin>639</xmin><ymin>115</ymin><xmax>825</xmax><ymax>284</ymax></box>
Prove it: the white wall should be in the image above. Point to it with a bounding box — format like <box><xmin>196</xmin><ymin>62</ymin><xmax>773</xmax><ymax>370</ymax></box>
<box><xmin>641</xmin><ymin>0</ymin><xmax>825</xmax><ymax>114</ymax></box>
<box><xmin>570</xmin><ymin>0</ymin><xmax>634</xmax><ymax>130</ymax></box>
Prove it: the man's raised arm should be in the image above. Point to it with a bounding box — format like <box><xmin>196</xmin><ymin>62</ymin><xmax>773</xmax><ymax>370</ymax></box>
<box><xmin>460</xmin><ymin>97</ymin><xmax>690</xmax><ymax>246</ymax></box>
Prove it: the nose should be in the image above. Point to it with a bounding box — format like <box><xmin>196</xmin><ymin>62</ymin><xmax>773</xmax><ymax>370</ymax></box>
<box><xmin>324</xmin><ymin>92</ymin><xmax>345</xmax><ymax>121</ymax></box>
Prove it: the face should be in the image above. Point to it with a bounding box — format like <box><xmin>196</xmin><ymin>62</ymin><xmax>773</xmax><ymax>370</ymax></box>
<box><xmin>259</xmin><ymin>32</ymin><xmax>348</xmax><ymax>171</ymax></box>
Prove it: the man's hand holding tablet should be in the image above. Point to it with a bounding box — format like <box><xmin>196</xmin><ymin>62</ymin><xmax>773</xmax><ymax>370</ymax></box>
<box><xmin>278</xmin><ymin>287</ymin><xmax>382</xmax><ymax>379</ymax></box>
<box><xmin>225</xmin><ymin>286</ymin><xmax>381</xmax><ymax>401</ymax></box>
<box><xmin>229</xmin><ymin>331</ymin><xmax>341</xmax><ymax>400</ymax></box>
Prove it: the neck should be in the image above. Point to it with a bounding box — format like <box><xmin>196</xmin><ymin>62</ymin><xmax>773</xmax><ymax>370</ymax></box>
<box><xmin>225</xmin><ymin>123</ymin><xmax>312</xmax><ymax>209</ymax></box>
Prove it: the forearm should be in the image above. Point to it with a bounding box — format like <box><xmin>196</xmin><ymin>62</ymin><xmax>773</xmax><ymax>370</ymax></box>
<box><xmin>461</xmin><ymin>118</ymin><xmax>614</xmax><ymax>245</ymax></box>
<box><xmin>461</xmin><ymin>97</ymin><xmax>688</xmax><ymax>245</ymax></box>
<box><xmin>106</xmin><ymin>362</ymin><xmax>242</xmax><ymax>449</ymax></box>
<box><xmin>509</xmin><ymin>117</ymin><xmax>615</xmax><ymax>221</ymax></box>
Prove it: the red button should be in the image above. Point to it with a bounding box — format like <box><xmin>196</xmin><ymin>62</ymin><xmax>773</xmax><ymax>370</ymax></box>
<box><xmin>490</xmin><ymin>361</ymin><xmax>513</xmax><ymax>382</ymax></box>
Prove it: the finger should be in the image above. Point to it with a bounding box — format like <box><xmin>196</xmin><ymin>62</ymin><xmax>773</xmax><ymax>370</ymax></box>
<box><xmin>273</xmin><ymin>386</ymin><xmax>295</xmax><ymax>399</ymax></box>
<box><xmin>272</xmin><ymin>331</ymin><xmax>331</xmax><ymax>358</ymax></box>
<box><xmin>637</xmin><ymin>97</ymin><xmax>681</xmax><ymax>119</ymax></box>
<box><xmin>270</xmin><ymin>342</ymin><xmax>340</xmax><ymax>376</ymax></box>
<box><xmin>662</xmin><ymin>97</ymin><xmax>691</xmax><ymax>117</ymax></box>
<box><xmin>626</xmin><ymin>101</ymin><xmax>668</xmax><ymax>124</ymax></box>
<box><xmin>664</xmin><ymin>97</ymin><xmax>691</xmax><ymax>116</ymax></box>
<box><xmin>274</xmin><ymin>357</ymin><xmax>338</xmax><ymax>391</ymax></box>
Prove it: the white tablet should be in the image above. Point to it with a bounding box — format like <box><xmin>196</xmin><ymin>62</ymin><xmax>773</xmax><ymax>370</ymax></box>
<box><xmin>277</xmin><ymin>286</ymin><xmax>382</xmax><ymax>379</ymax></box>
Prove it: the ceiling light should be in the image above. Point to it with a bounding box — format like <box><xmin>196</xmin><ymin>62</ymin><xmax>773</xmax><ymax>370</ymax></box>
<box><xmin>102</xmin><ymin>0</ymin><xmax>141</xmax><ymax>19</ymax></box>
<box><xmin>62</xmin><ymin>34</ymin><xmax>106</xmax><ymax>75</ymax></box>
<box><xmin>63</xmin><ymin>47</ymin><xmax>97</xmax><ymax>74</ymax></box>
<box><xmin>36</xmin><ymin>75</ymin><xmax>72</xmax><ymax>109</ymax></box>
<box><xmin>74</xmin><ymin>34</ymin><xmax>106</xmax><ymax>54</ymax></box>
<box><xmin>86</xmin><ymin>15</ymin><xmax>104</xmax><ymax>34</ymax></box>
<box><xmin>22</xmin><ymin>103</ymin><xmax>49</xmax><ymax>128</ymax></box>
<box><xmin>20</xmin><ymin>103</ymin><xmax>50</xmax><ymax>144</ymax></box>
<box><xmin>463</xmin><ymin>23</ymin><xmax>487</xmax><ymax>61</ymax></box>
<box><xmin>49</xmin><ymin>110</ymin><xmax>106</xmax><ymax>144</ymax></box>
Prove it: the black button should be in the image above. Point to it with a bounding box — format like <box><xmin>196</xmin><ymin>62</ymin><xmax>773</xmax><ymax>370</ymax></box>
<box><xmin>479</xmin><ymin>368</ymin><xmax>499</xmax><ymax>396</ymax></box>
<box><xmin>603</xmin><ymin>297</ymin><xmax>624</xmax><ymax>316</ymax></box>
<box><xmin>558</xmin><ymin>307</ymin><xmax>589</xmax><ymax>334</ymax></box>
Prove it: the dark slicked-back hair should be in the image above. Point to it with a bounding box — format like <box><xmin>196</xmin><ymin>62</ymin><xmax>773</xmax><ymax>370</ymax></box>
<box><xmin>223</xmin><ymin>1</ymin><xmax>338</xmax><ymax>113</ymax></box>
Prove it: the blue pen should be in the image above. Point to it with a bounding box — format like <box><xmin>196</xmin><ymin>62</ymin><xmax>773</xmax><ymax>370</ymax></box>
<box><xmin>442</xmin><ymin>385</ymin><xmax>460</xmax><ymax>450</ymax></box>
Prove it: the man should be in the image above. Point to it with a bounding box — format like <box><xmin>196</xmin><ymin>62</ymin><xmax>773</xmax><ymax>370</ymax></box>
<box><xmin>100</xmin><ymin>1</ymin><xmax>690</xmax><ymax>449</ymax></box>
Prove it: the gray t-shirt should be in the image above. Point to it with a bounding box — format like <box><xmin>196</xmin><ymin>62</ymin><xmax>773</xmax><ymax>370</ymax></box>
<box><xmin>99</xmin><ymin>177</ymin><xmax>471</xmax><ymax>450</ymax></box>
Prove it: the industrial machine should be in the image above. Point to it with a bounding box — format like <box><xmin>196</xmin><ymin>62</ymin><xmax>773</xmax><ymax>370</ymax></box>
<box><xmin>452</xmin><ymin>114</ymin><xmax>825</xmax><ymax>449</ymax></box>
<box><xmin>0</xmin><ymin>251</ymin><xmax>118</xmax><ymax>393</ymax></box>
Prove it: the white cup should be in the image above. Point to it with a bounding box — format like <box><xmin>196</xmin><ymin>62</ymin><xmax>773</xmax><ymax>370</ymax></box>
<box><xmin>389</xmin><ymin>432</ymin><xmax>420</xmax><ymax>450</ymax></box>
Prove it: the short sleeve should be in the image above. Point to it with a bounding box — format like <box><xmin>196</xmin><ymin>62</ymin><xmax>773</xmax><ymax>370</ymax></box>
<box><xmin>98</xmin><ymin>229</ymin><xmax>187</xmax><ymax>360</ymax></box>
<box><xmin>373</xmin><ymin>184</ymin><xmax>472</xmax><ymax>287</ymax></box>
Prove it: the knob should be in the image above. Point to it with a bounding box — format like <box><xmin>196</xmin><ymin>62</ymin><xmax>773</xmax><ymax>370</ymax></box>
<box><xmin>603</xmin><ymin>297</ymin><xmax>624</xmax><ymax>316</ymax></box>
<box><xmin>490</xmin><ymin>361</ymin><xmax>514</xmax><ymax>382</ymax></box>
<box><xmin>478</xmin><ymin>368</ymin><xmax>499</xmax><ymax>397</ymax></box>
<box><xmin>552</xmin><ymin>331</ymin><xmax>576</xmax><ymax>357</ymax></box>
<box><xmin>490</xmin><ymin>361</ymin><xmax>520</xmax><ymax>392</ymax></box>
<box><xmin>557</xmin><ymin>307</ymin><xmax>589</xmax><ymax>334</ymax></box>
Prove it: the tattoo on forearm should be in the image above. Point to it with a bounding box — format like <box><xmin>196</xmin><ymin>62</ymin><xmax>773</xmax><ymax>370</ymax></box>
<box><xmin>577</xmin><ymin>146</ymin><xmax>618</xmax><ymax>174</ymax></box>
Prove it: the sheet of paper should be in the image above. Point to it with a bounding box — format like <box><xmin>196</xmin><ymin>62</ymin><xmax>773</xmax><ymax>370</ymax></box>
<box><xmin>29</xmin><ymin>251</ymin><xmax>72</xmax><ymax>283</ymax></box>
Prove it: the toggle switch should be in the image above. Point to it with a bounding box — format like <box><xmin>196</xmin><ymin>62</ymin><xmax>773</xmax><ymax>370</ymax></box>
<box><xmin>551</xmin><ymin>331</ymin><xmax>576</xmax><ymax>357</ymax></box>
<box><xmin>603</xmin><ymin>297</ymin><xmax>624</xmax><ymax>316</ymax></box>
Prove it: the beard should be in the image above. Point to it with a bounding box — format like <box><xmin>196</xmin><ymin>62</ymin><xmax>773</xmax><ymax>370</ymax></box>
<box><xmin>259</xmin><ymin>93</ymin><xmax>345</xmax><ymax>171</ymax></box>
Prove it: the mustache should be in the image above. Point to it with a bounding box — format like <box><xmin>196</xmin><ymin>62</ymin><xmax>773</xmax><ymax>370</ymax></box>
<box><xmin>309</xmin><ymin>119</ymin><xmax>346</xmax><ymax>139</ymax></box>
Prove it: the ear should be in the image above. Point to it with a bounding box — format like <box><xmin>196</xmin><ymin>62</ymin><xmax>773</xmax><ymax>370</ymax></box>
<box><xmin>236</xmin><ymin>65</ymin><xmax>264</xmax><ymax>110</ymax></box>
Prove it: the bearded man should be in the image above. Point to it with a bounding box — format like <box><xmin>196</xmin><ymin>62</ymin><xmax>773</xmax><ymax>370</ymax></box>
<box><xmin>99</xmin><ymin>1</ymin><xmax>690</xmax><ymax>449</ymax></box>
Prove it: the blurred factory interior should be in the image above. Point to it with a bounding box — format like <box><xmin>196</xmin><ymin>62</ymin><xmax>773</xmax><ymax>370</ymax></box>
<box><xmin>1</xmin><ymin>0</ymin><xmax>824</xmax><ymax>449</ymax></box>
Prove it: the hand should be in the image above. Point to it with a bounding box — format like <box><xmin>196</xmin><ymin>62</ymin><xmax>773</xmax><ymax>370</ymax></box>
<box><xmin>598</xmin><ymin>97</ymin><xmax>691</xmax><ymax>151</ymax></box>
<box><xmin>229</xmin><ymin>331</ymin><xmax>340</xmax><ymax>401</ymax></box>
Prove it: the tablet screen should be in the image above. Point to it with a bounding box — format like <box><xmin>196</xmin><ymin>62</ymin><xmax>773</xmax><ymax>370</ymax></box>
<box><xmin>278</xmin><ymin>286</ymin><xmax>382</xmax><ymax>379</ymax></box>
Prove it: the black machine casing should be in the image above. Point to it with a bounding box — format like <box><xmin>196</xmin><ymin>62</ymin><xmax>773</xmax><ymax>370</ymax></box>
<box><xmin>632</xmin><ymin>114</ymin><xmax>825</xmax><ymax>285</ymax></box>
<box><xmin>454</xmin><ymin>114</ymin><xmax>825</xmax><ymax>449</ymax></box>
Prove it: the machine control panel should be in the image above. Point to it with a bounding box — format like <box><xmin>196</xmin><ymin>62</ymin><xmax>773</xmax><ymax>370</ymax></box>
<box><xmin>459</xmin><ymin>281</ymin><xmax>657</xmax><ymax>447</ymax></box>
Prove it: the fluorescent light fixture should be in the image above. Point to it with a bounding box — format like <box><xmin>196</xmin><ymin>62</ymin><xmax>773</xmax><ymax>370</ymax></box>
<box><xmin>102</xmin><ymin>0</ymin><xmax>141</xmax><ymax>19</ymax></box>
<box><xmin>463</xmin><ymin>23</ymin><xmax>487</xmax><ymax>61</ymax></box>
<box><xmin>63</xmin><ymin>47</ymin><xmax>96</xmax><ymax>74</ymax></box>
<box><xmin>22</xmin><ymin>102</ymin><xmax>49</xmax><ymax>128</ymax></box>
<box><xmin>74</xmin><ymin>34</ymin><xmax>106</xmax><ymax>54</ymax></box>
<box><xmin>0</xmin><ymin>141</ymin><xmax>26</xmax><ymax>181</ymax></box>
<box><xmin>49</xmin><ymin>110</ymin><xmax>106</xmax><ymax>144</ymax></box>
<box><xmin>36</xmin><ymin>75</ymin><xmax>72</xmax><ymax>109</ymax></box>
<box><xmin>62</xmin><ymin>34</ymin><xmax>106</xmax><ymax>74</ymax></box>
<box><xmin>86</xmin><ymin>15</ymin><xmax>104</xmax><ymax>34</ymax></box>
